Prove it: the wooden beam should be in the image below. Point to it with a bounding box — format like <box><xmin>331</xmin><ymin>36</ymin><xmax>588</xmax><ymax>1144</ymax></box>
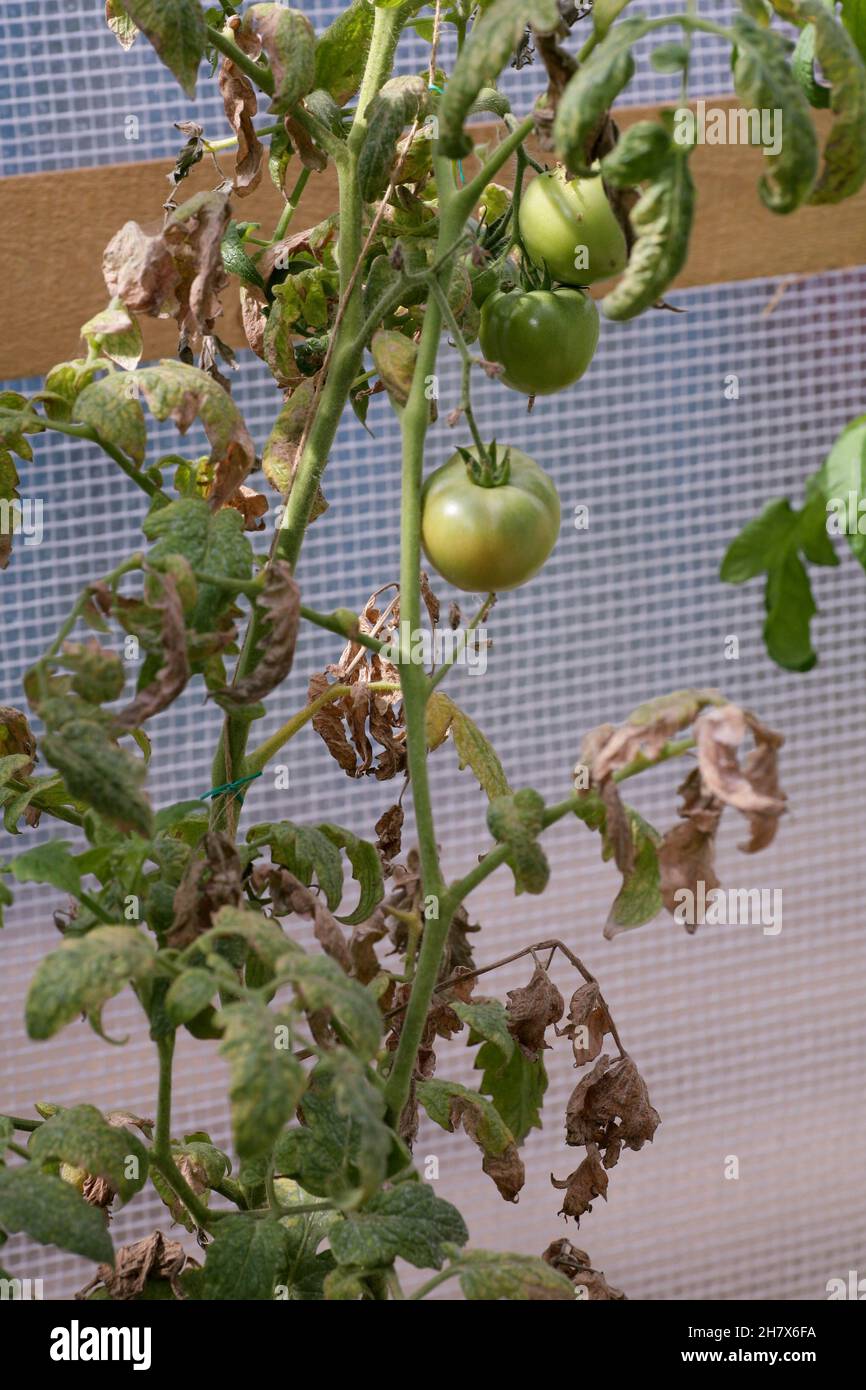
<box><xmin>2</xmin><ymin>99</ymin><xmax>864</xmax><ymax>380</ymax></box>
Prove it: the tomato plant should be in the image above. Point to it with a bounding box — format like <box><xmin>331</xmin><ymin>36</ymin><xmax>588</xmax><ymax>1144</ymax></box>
<box><xmin>479</xmin><ymin>285</ymin><xmax>600</xmax><ymax>394</ymax></box>
<box><xmin>421</xmin><ymin>446</ymin><xmax>561</xmax><ymax>591</ymax></box>
<box><xmin>0</xmin><ymin>0</ymin><xmax>864</xmax><ymax>1308</ymax></box>
<box><xmin>518</xmin><ymin>165</ymin><xmax>629</xmax><ymax>286</ymax></box>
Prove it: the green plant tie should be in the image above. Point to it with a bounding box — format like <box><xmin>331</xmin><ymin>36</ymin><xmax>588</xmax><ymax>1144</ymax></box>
<box><xmin>199</xmin><ymin>771</ymin><xmax>263</xmax><ymax>801</ymax></box>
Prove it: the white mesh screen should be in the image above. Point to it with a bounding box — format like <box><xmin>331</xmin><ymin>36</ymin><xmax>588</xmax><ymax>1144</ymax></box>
<box><xmin>2</xmin><ymin>2</ymin><xmax>865</xmax><ymax>1302</ymax></box>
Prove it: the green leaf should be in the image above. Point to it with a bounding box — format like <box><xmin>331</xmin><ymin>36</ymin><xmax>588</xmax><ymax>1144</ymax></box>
<box><xmin>453</xmin><ymin>998</ymin><xmax>514</xmax><ymax>1061</ymax></box>
<box><xmin>487</xmin><ymin>788</ymin><xmax>549</xmax><ymax>895</ymax></box>
<box><xmin>456</xmin><ymin>1249</ymin><xmax>574</xmax><ymax>1300</ymax></box>
<box><xmin>764</xmin><ymin>549</ymin><xmax>819</xmax><ymax>671</ymax></box>
<box><xmin>55</xmin><ymin>640</ymin><xmax>126</xmax><ymax>704</ymax></box>
<box><xmin>8</xmin><ymin>840</ymin><xmax>84</xmax><ymax>897</ymax></box>
<box><xmin>184</xmin><ymin>1213</ymin><xmax>291</xmax><ymax>1299</ymax></box>
<box><xmin>730</xmin><ymin>14</ymin><xmax>819</xmax><ymax>212</ymax></box>
<box><xmin>198</xmin><ymin>904</ymin><xmax>300</xmax><ymax>969</ymax></box>
<box><xmin>280</xmin><ymin>956</ymin><xmax>382</xmax><ymax>1061</ymax></box>
<box><xmin>0</xmin><ymin>448</ymin><xmax>20</xmax><ymax>571</ymax></box>
<box><xmin>554</xmin><ymin>17</ymin><xmax>650</xmax><ymax>175</ymax></box>
<box><xmin>370</xmin><ymin>329</ymin><xmax>418</xmax><ymax>406</ymax></box>
<box><xmin>26</xmin><ymin>926</ymin><xmax>156</xmax><ymax>1041</ymax></box>
<box><xmin>604</xmin><ymin>807</ymin><xmax>663</xmax><ymax>937</ymax></box>
<box><xmin>317</xmin><ymin>823</ymin><xmax>384</xmax><ymax>926</ymax></box>
<box><xmin>80</xmin><ymin>298</ymin><xmax>143</xmax><ymax>371</ymax></box>
<box><xmin>771</xmin><ymin>0</ymin><xmax>866</xmax><ymax>203</ymax></box>
<box><xmin>314</xmin><ymin>0</ymin><xmax>375</xmax><ymax>105</ymax></box>
<box><xmin>164</xmin><ymin>968</ymin><xmax>216</xmax><ymax>1025</ymax></box>
<box><xmin>593</xmin><ymin>0</ymin><xmax>635</xmax><ymax>38</ymax></box>
<box><xmin>0</xmin><ymin>1166</ymin><xmax>114</xmax><ymax>1264</ymax></box>
<box><xmin>42</xmin><ymin>359</ymin><xmax>103</xmax><ymax>423</ymax></box>
<box><xmin>28</xmin><ymin>1104</ymin><xmax>148</xmax><ymax>1204</ymax></box>
<box><xmin>476</xmin><ymin>1040</ymin><xmax>547</xmax><ymax>1145</ymax></box>
<box><xmin>221</xmin><ymin>223</ymin><xmax>267</xmax><ymax>292</ymax></box>
<box><xmin>117</xmin><ymin>1</ymin><xmax>205</xmax><ymax>98</ymax></box>
<box><xmin>143</xmin><ymin>497</ymin><xmax>252</xmax><ymax>633</ymax></box>
<box><xmin>41</xmin><ymin>718</ymin><xmax>153</xmax><ymax>837</ymax></box>
<box><xmin>426</xmin><ymin>693</ymin><xmax>511</xmax><ymax>800</ymax></box>
<box><xmin>418</xmin><ymin>1078</ymin><xmax>515</xmax><ymax>1158</ymax></box>
<box><xmin>601</xmin><ymin>124</ymin><xmax>695</xmax><ymax>322</ymax></box>
<box><xmin>75</xmin><ymin>361</ymin><xmax>255</xmax><ymax>496</ymax></box>
<box><xmin>439</xmin><ymin>0</ymin><xmax>560</xmax><ymax>157</ymax></box>
<box><xmin>358</xmin><ymin>76</ymin><xmax>428</xmax><ymax>201</ymax></box>
<box><xmin>0</xmin><ymin>879</ymin><xmax>12</xmax><ymax>929</ymax></box>
<box><xmin>218</xmin><ymin>1002</ymin><xmax>307</xmax><ymax>1160</ymax></box>
<box><xmin>241</xmin><ymin>5</ymin><xmax>316</xmax><ymax>115</ymax></box>
<box><xmin>252</xmin><ymin>821</ymin><xmax>343</xmax><ymax>910</ymax></box>
<box><xmin>274</xmin><ymin>1056</ymin><xmax>392</xmax><ymax>1206</ymax></box>
<box><xmin>842</xmin><ymin>0</ymin><xmax>866</xmax><ymax>63</ymax></box>
<box><xmin>329</xmin><ymin>1182</ymin><xmax>468</xmax><ymax>1270</ymax></box>
<box><xmin>719</xmin><ymin>497</ymin><xmax>801</xmax><ymax>581</ymax></box>
<box><xmin>818</xmin><ymin>413</ymin><xmax>866</xmax><ymax>568</ymax></box>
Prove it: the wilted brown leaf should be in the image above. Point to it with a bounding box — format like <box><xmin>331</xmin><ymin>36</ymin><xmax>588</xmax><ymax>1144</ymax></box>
<box><xmin>542</xmin><ymin>1238</ymin><xmax>627</xmax><ymax>1300</ymax></box>
<box><xmin>374</xmin><ymin>803</ymin><xmax>404</xmax><ymax>871</ymax></box>
<box><xmin>506</xmin><ymin>964</ymin><xmax>565</xmax><ymax>1060</ymax></box>
<box><xmin>114</xmin><ymin>572</ymin><xmax>189</xmax><ymax>729</ymax></box>
<box><xmin>103</xmin><ymin>221</ymin><xmax>178</xmax><ymax>316</ymax></box>
<box><xmin>76</xmin><ymin>1231</ymin><xmax>193</xmax><ymax>1301</ymax></box>
<box><xmin>658</xmin><ymin>766</ymin><xmax>723</xmax><ymax>929</ymax></box>
<box><xmin>218</xmin><ymin>56</ymin><xmax>263</xmax><ymax>197</ymax></box>
<box><xmin>557</xmin><ymin>981</ymin><xmax>611</xmax><ymax>1067</ymax></box>
<box><xmin>258</xmin><ymin>866</ymin><xmax>351</xmax><ymax>973</ymax></box>
<box><xmin>164</xmin><ymin>190</ymin><xmax>231</xmax><ymax>340</ymax></box>
<box><xmin>565</xmin><ymin>1054</ymin><xmax>660</xmax><ymax>1156</ymax></box>
<box><xmin>694</xmin><ymin>705</ymin><xmax>787</xmax><ymax>853</ymax></box>
<box><xmin>0</xmin><ymin>705</ymin><xmax>37</xmax><ymax>776</ymax></box>
<box><xmin>551</xmin><ymin>1148</ymin><xmax>609</xmax><ymax>1221</ymax></box>
<box><xmin>586</xmin><ymin>688</ymin><xmax>724</xmax><ymax>782</ymax></box>
<box><xmin>168</xmin><ymin>832</ymin><xmax>243</xmax><ymax>949</ymax></box>
<box><xmin>221</xmin><ymin>484</ymin><xmax>268</xmax><ymax>531</ymax></box>
<box><xmin>217</xmin><ymin>561</ymin><xmax>299</xmax><ymax>707</ymax></box>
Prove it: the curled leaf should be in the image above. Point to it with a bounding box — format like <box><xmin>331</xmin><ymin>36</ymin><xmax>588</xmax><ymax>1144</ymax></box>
<box><xmin>505</xmin><ymin>964</ymin><xmax>564</xmax><ymax>1060</ymax></box>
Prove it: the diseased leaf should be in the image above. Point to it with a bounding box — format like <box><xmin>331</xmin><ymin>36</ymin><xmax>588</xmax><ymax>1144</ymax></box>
<box><xmin>184</xmin><ymin>1213</ymin><xmax>290</xmax><ymax>1300</ymax></box>
<box><xmin>240</xmin><ymin>5</ymin><xmax>317</xmax><ymax>115</ymax></box>
<box><xmin>426</xmin><ymin>693</ymin><xmax>511</xmax><ymax>800</ymax></box>
<box><xmin>41</xmin><ymin>719</ymin><xmax>153</xmax><ymax>837</ymax></box>
<box><xmin>505</xmin><ymin>965</ymin><xmax>564</xmax><ymax>1059</ymax></box>
<box><xmin>168</xmin><ymin>832</ymin><xmax>242</xmax><ymax>950</ymax></box>
<box><xmin>329</xmin><ymin>1182</ymin><xmax>468</xmax><ymax>1269</ymax></box>
<box><xmin>603</xmin><ymin>806</ymin><xmax>663</xmax><ymax>938</ymax></box>
<box><xmin>693</xmin><ymin>704</ymin><xmax>787</xmax><ymax>852</ymax></box>
<box><xmin>487</xmin><ymin>788</ymin><xmax>549</xmax><ymax>894</ymax></box>
<box><xmin>164</xmin><ymin>968</ymin><xmax>216</xmax><ymax>1026</ymax></box>
<box><xmin>143</xmin><ymin>496</ymin><xmax>253</xmax><ymax>633</ymax></box>
<box><xmin>119</xmin><ymin>0</ymin><xmax>205</xmax><ymax>98</ymax></box>
<box><xmin>601</xmin><ymin>123</ymin><xmax>694</xmax><ymax>321</ymax></box>
<box><xmin>55</xmin><ymin>639</ymin><xmax>125</xmax><ymax>705</ymax></box>
<box><xmin>730</xmin><ymin>14</ymin><xmax>819</xmax><ymax>211</ymax></box>
<box><xmin>371</xmin><ymin>330</ymin><xmax>418</xmax><ymax>407</ymax></box>
<box><xmin>556</xmin><ymin>981</ymin><xmax>612</xmax><ymax>1067</ymax></box>
<box><xmin>565</xmin><ymin>1054</ymin><xmax>660</xmax><ymax>1157</ymax></box>
<box><xmin>0</xmin><ymin>448</ymin><xmax>21</xmax><ymax>570</ymax></box>
<box><xmin>114</xmin><ymin>571</ymin><xmax>189</xmax><ymax>728</ymax></box>
<box><xmin>358</xmin><ymin>77</ymin><xmax>428</xmax><ymax>201</ymax></box>
<box><xmin>771</xmin><ymin>0</ymin><xmax>866</xmax><ymax>203</ymax></box>
<box><xmin>318</xmin><ymin>823</ymin><xmax>384</xmax><ymax>927</ymax></box>
<box><xmin>554</xmin><ymin>17</ymin><xmax>650</xmax><ymax>174</ymax></box>
<box><xmin>280</xmin><ymin>955</ymin><xmax>382</xmax><ymax>1061</ymax></box>
<box><xmin>552</xmin><ymin>1149</ymin><xmax>609</xmax><ymax>1221</ymax></box>
<box><xmin>314</xmin><ymin>0</ymin><xmax>375</xmax><ymax>105</ymax></box>
<box><xmin>215</xmin><ymin>561</ymin><xmax>299</xmax><ymax>708</ymax></box>
<box><xmin>105</xmin><ymin>0</ymin><xmax>138</xmax><ymax>50</ymax></box>
<box><xmin>417</xmin><ymin>1078</ymin><xmax>525</xmax><ymax>1202</ymax></box>
<box><xmin>26</xmin><ymin>926</ymin><xmax>156</xmax><ymax>1041</ymax></box>
<box><xmin>80</xmin><ymin>298</ymin><xmax>143</xmax><ymax>370</ymax></box>
<box><xmin>0</xmin><ymin>1167</ymin><xmax>114</xmax><ymax>1265</ymax></box>
<box><xmin>439</xmin><ymin>0</ymin><xmax>560</xmax><ymax>157</ymax></box>
<box><xmin>543</xmin><ymin>1237</ymin><xmax>627</xmax><ymax>1299</ymax></box>
<box><xmin>458</xmin><ymin>1249</ymin><xmax>574</xmax><ymax>1301</ymax></box>
<box><xmin>29</xmin><ymin>1105</ymin><xmax>148</xmax><ymax>1206</ymax></box>
<box><xmin>77</xmin><ymin>1231</ymin><xmax>192</xmax><ymax>1300</ymax></box>
<box><xmin>9</xmin><ymin>840</ymin><xmax>85</xmax><ymax>897</ymax></box>
<box><xmin>218</xmin><ymin>55</ymin><xmax>263</xmax><ymax>197</ymax></box>
<box><xmin>659</xmin><ymin>766</ymin><xmax>723</xmax><ymax>930</ymax></box>
<box><xmin>218</xmin><ymin>1002</ymin><xmax>307</xmax><ymax>1160</ymax></box>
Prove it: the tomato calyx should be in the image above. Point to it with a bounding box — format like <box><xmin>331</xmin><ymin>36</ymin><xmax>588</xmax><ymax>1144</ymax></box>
<box><xmin>457</xmin><ymin>440</ymin><xmax>511</xmax><ymax>488</ymax></box>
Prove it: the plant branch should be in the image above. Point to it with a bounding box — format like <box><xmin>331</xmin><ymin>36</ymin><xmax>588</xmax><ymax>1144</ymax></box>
<box><xmin>245</xmin><ymin>680</ymin><xmax>400</xmax><ymax>776</ymax></box>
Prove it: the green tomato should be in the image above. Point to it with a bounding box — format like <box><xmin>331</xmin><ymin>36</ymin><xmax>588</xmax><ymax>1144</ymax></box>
<box><xmin>479</xmin><ymin>286</ymin><xmax>599</xmax><ymax>396</ymax></box>
<box><xmin>420</xmin><ymin>447</ymin><xmax>561</xmax><ymax>593</ymax></box>
<box><xmin>519</xmin><ymin>166</ymin><xmax>628</xmax><ymax>286</ymax></box>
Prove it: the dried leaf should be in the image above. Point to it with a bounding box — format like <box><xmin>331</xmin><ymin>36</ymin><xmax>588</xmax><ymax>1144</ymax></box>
<box><xmin>222</xmin><ymin>484</ymin><xmax>268</xmax><ymax>531</ymax></box>
<box><xmin>261</xmin><ymin>867</ymin><xmax>351</xmax><ymax>973</ymax></box>
<box><xmin>218</xmin><ymin>56</ymin><xmax>263</xmax><ymax>197</ymax></box>
<box><xmin>658</xmin><ymin>767</ymin><xmax>723</xmax><ymax>927</ymax></box>
<box><xmin>694</xmin><ymin>705</ymin><xmax>787</xmax><ymax>851</ymax></box>
<box><xmin>77</xmin><ymin>1231</ymin><xmax>193</xmax><ymax>1301</ymax></box>
<box><xmin>168</xmin><ymin>832</ymin><xmax>243</xmax><ymax>949</ymax></box>
<box><xmin>506</xmin><ymin>965</ymin><xmax>564</xmax><ymax>1060</ymax></box>
<box><xmin>114</xmin><ymin>572</ymin><xmax>190</xmax><ymax>729</ymax></box>
<box><xmin>587</xmin><ymin>688</ymin><xmax>723</xmax><ymax>782</ymax></box>
<box><xmin>102</xmin><ymin>222</ymin><xmax>178</xmax><ymax>316</ymax></box>
<box><xmin>551</xmin><ymin>1149</ymin><xmax>609</xmax><ymax>1221</ymax></box>
<box><xmin>557</xmin><ymin>981</ymin><xmax>611</xmax><ymax>1067</ymax></box>
<box><xmin>565</xmin><ymin>1054</ymin><xmax>660</xmax><ymax>1156</ymax></box>
<box><xmin>216</xmin><ymin>561</ymin><xmax>299</xmax><ymax>707</ymax></box>
<box><xmin>542</xmin><ymin>1238</ymin><xmax>627</xmax><ymax>1299</ymax></box>
<box><xmin>0</xmin><ymin>706</ymin><xmax>37</xmax><ymax>776</ymax></box>
<box><xmin>164</xmin><ymin>190</ymin><xmax>232</xmax><ymax>339</ymax></box>
<box><xmin>374</xmin><ymin>803</ymin><xmax>404</xmax><ymax>870</ymax></box>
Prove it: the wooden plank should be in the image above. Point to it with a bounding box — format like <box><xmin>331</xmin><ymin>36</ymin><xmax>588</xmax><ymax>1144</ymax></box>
<box><xmin>2</xmin><ymin>99</ymin><xmax>865</xmax><ymax>380</ymax></box>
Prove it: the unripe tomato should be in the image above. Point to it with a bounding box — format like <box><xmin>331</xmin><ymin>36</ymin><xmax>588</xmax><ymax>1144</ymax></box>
<box><xmin>420</xmin><ymin>447</ymin><xmax>560</xmax><ymax>592</ymax></box>
<box><xmin>519</xmin><ymin>166</ymin><xmax>628</xmax><ymax>286</ymax></box>
<box><xmin>479</xmin><ymin>287</ymin><xmax>599</xmax><ymax>395</ymax></box>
